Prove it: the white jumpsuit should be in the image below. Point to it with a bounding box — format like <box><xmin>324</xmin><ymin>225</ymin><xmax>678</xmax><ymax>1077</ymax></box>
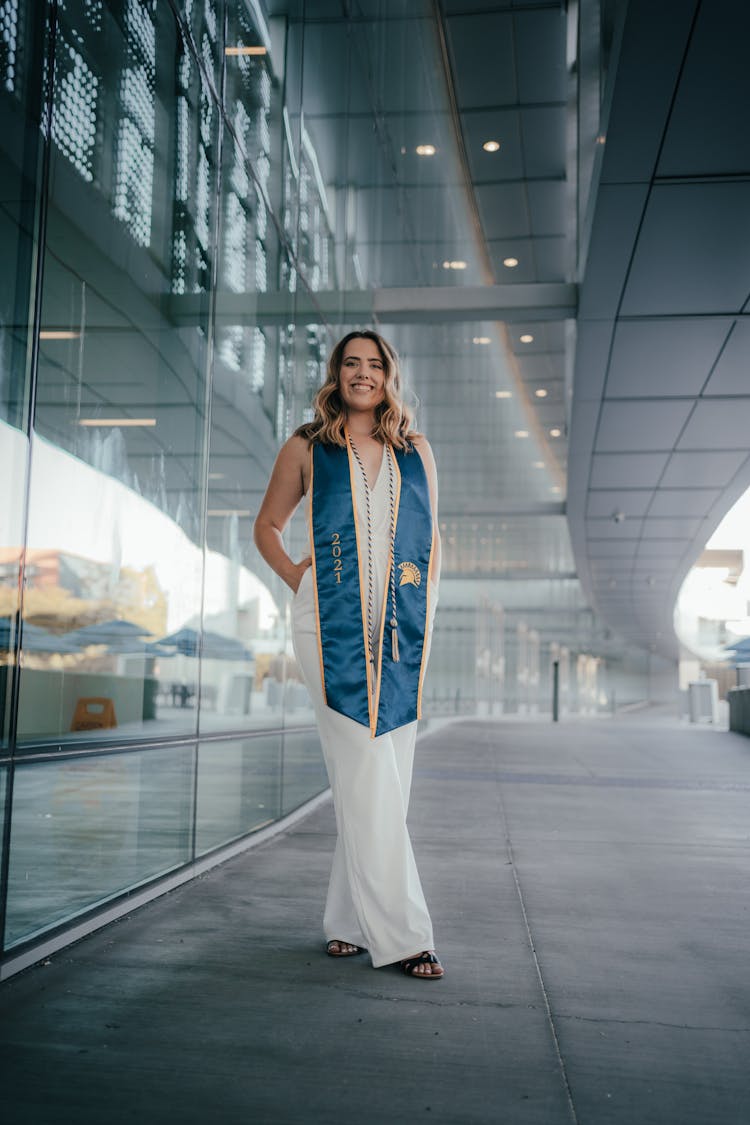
<box><xmin>291</xmin><ymin>452</ymin><xmax>438</xmax><ymax>968</ymax></box>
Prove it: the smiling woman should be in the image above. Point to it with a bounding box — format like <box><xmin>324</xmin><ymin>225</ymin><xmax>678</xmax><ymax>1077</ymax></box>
<box><xmin>253</xmin><ymin>330</ymin><xmax>445</xmax><ymax>979</ymax></box>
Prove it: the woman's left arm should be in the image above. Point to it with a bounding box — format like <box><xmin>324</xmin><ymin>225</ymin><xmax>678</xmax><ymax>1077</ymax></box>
<box><xmin>414</xmin><ymin>436</ymin><xmax>441</xmax><ymax>583</ymax></box>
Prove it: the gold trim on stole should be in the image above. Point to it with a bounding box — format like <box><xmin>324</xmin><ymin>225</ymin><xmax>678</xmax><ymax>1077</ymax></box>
<box><xmin>416</xmin><ymin>522</ymin><xmax>436</xmax><ymax>718</ymax></box>
<box><xmin>371</xmin><ymin>443</ymin><xmax>401</xmax><ymax>737</ymax></box>
<box><xmin>307</xmin><ymin>446</ymin><xmax>327</xmax><ymax>705</ymax></box>
<box><xmin>343</xmin><ymin>426</ymin><xmax>375</xmax><ymax>734</ymax></box>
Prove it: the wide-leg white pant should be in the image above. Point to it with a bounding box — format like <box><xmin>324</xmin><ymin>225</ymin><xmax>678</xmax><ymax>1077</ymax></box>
<box><xmin>292</xmin><ymin>572</ymin><xmax>435</xmax><ymax>968</ymax></box>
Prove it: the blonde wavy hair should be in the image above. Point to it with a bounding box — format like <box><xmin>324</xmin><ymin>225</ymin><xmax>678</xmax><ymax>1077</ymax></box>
<box><xmin>295</xmin><ymin>330</ymin><xmax>419</xmax><ymax>450</ymax></box>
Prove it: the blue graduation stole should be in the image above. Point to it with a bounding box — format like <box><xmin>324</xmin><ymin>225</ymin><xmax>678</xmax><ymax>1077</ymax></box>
<box><xmin>308</xmin><ymin>434</ymin><xmax>434</xmax><ymax>737</ymax></box>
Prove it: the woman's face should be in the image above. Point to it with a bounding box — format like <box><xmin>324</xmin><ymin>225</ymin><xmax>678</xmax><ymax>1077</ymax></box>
<box><xmin>338</xmin><ymin>337</ymin><xmax>386</xmax><ymax>415</ymax></box>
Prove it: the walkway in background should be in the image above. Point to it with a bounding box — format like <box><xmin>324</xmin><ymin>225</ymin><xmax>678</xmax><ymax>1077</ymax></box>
<box><xmin>2</xmin><ymin>711</ymin><xmax>750</xmax><ymax>1124</ymax></box>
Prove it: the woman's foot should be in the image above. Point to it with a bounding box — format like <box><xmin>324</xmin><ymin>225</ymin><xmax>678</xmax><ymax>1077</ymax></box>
<box><xmin>326</xmin><ymin>939</ymin><xmax>365</xmax><ymax>957</ymax></box>
<box><xmin>400</xmin><ymin>950</ymin><xmax>444</xmax><ymax>979</ymax></box>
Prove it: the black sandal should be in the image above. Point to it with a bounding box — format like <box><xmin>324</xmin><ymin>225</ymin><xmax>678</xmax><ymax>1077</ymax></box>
<box><xmin>326</xmin><ymin>940</ymin><xmax>365</xmax><ymax>957</ymax></box>
<box><xmin>400</xmin><ymin>950</ymin><xmax>445</xmax><ymax>979</ymax></box>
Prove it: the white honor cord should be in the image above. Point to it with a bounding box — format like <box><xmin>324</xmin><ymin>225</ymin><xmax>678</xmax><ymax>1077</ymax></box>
<box><xmin>348</xmin><ymin>436</ymin><xmax>400</xmax><ymax>665</ymax></box>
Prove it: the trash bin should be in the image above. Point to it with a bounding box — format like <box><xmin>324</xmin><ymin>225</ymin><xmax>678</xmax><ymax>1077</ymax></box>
<box><xmin>688</xmin><ymin>679</ymin><xmax>719</xmax><ymax>724</ymax></box>
<box><xmin>735</xmin><ymin>664</ymin><xmax>750</xmax><ymax>688</ymax></box>
<box><xmin>727</xmin><ymin>689</ymin><xmax>743</xmax><ymax>732</ymax></box>
<box><xmin>739</xmin><ymin>688</ymin><xmax>750</xmax><ymax>735</ymax></box>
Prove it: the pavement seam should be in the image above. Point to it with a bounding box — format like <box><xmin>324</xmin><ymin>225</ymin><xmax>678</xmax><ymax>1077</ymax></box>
<box><xmin>487</xmin><ymin>729</ymin><xmax>580</xmax><ymax>1125</ymax></box>
<box><xmin>556</xmin><ymin>1013</ymin><xmax>750</xmax><ymax>1034</ymax></box>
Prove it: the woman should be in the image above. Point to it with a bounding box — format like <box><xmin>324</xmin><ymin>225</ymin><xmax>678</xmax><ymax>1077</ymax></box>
<box><xmin>253</xmin><ymin>330</ymin><xmax>444</xmax><ymax>980</ymax></box>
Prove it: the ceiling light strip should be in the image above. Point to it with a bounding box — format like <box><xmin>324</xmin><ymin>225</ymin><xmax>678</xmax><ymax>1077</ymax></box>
<box><xmin>430</xmin><ymin>3</ymin><xmax>494</xmax><ymax>288</ymax></box>
<box><xmin>430</xmin><ymin>3</ymin><xmax>567</xmax><ymax>487</ymax></box>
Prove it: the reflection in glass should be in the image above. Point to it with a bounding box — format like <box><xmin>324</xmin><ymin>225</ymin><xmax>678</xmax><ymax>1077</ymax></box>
<box><xmin>0</xmin><ymin>3</ymin><xmax>48</xmax><ymax>746</ymax></box>
<box><xmin>5</xmin><ymin>745</ymin><xmax>195</xmax><ymax>948</ymax></box>
<box><xmin>195</xmin><ymin>733</ymin><xmax>282</xmax><ymax>853</ymax></box>
<box><xmin>16</xmin><ymin>6</ymin><xmax>218</xmax><ymax>745</ymax></box>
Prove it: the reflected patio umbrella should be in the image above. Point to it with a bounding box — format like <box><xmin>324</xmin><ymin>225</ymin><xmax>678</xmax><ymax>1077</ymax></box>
<box><xmin>724</xmin><ymin>637</ymin><xmax>750</xmax><ymax>659</ymax></box>
<box><xmin>158</xmin><ymin>627</ymin><xmax>252</xmax><ymax>661</ymax></box>
<box><xmin>64</xmin><ymin>619</ymin><xmax>155</xmax><ymax>653</ymax></box>
<box><xmin>17</xmin><ymin>622</ymin><xmax>83</xmax><ymax>654</ymax></box>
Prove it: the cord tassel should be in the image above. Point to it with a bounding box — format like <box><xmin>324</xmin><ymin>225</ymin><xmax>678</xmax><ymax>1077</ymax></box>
<box><xmin>391</xmin><ymin>619</ymin><xmax>400</xmax><ymax>663</ymax></box>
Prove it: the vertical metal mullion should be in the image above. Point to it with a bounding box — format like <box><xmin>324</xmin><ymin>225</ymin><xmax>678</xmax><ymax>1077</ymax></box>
<box><xmin>1</xmin><ymin>0</ymin><xmax>60</xmax><ymax>961</ymax></box>
<box><xmin>188</xmin><ymin>0</ymin><xmax>229</xmax><ymax>863</ymax></box>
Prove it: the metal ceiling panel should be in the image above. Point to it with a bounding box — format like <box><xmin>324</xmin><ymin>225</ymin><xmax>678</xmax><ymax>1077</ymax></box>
<box><xmin>604</xmin><ymin>319</ymin><xmax>733</xmax><ymax>398</ymax></box>
<box><xmin>677</xmin><ymin>400</ymin><xmax>750</xmax><ymax>450</ymax></box>
<box><xmin>594</xmin><ymin>400</ymin><xmax>693</xmax><ymax>452</ymax></box>
<box><xmin>533</xmin><ymin>237</ymin><xmax>567</xmax><ymax>283</ymax></box>
<box><xmin>461</xmin><ymin>109</ymin><xmax>523</xmax><ymax>181</ymax></box>
<box><xmin>598</xmin><ymin>0</ymin><xmax>697</xmax><ymax>185</ymax></box>
<box><xmin>446</xmin><ymin>13</ymin><xmax>517</xmax><ymax>108</ymax></box>
<box><xmin>486</xmin><ymin>239</ymin><xmax>536</xmax><ymax>281</ymax></box>
<box><xmin>660</xmin><ymin>450</ymin><xmax>748</xmax><ymax>488</ymax></box>
<box><xmin>656</xmin><ymin>0</ymin><xmax>750</xmax><ymax>178</ymax></box>
<box><xmin>648</xmin><ymin>489</ymin><xmax>721</xmax><ymax>517</ymax></box>
<box><xmin>516</xmin><ymin>353</ymin><xmax>565</xmax><ymax>381</ymax></box>
<box><xmin>527</xmin><ymin>180</ymin><xmax>566</xmax><ymax>237</ymax></box>
<box><xmin>514</xmin><ymin>8</ymin><xmax>567</xmax><ymax>104</ymax></box>
<box><xmin>577</xmin><ymin>184</ymin><xmax>649</xmax><ymax>320</ymax></box>
<box><xmin>620</xmin><ymin>183</ymin><xmax>750</xmax><ymax>317</ymax></box>
<box><xmin>519</xmin><ymin>106</ymin><xmax>567</xmax><ymax>178</ymax></box>
<box><xmin>635</xmin><ymin>540</ymin><xmax>690</xmax><ymax>558</ymax></box>
<box><xmin>702</xmin><ymin>321</ymin><xmax>750</xmax><ymax>396</ymax></box>
<box><xmin>299</xmin><ymin>18</ymin><xmax>441</xmax><ymax>116</ymax></box>
<box><xmin>474</xmin><ymin>182</ymin><xmax>529</xmax><ymax>238</ymax></box>
<box><xmin>586</xmin><ymin>518</ymin><xmax>643</xmax><ymax>540</ymax></box>
<box><xmin>586</xmin><ymin>490</ymin><xmax>653</xmax><ymax>518</ymax></box>
<box><xmin>303</xmin><ymin>112</ymin><xmax>459</xmax><ymax>190</ymax></box>
<box><xmin>354</xmin><ymin>185</ymin><xmax>475</xmax><ymax>250</ymax></box>
<box><xmin>587</xmin><ymin>540</ymin><xmax>639</xmax><ymax>558</ymax></box>
<box><xmin>590</xmin><ymin>452</ymin><xmax>670</xmax><ymax>488</ymax></box>
<box><xmin>640</xmin><ymin>517</ymin><xmax>704</xmax><ymax>538</ymax></box>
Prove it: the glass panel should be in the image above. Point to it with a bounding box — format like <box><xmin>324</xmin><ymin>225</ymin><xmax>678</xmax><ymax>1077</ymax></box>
<box><xmin>4</xmin><ymin>744</ymin><xmax>195</xmax><ymax>948</ymax></box>
<box><xmin>15</xmin><ymin>3</ymin><xmax>219</xmax><ymax>747</ymax></box>
<box><xmin>280</xmin><ymin>728</ymin><xmax>327</xmax><ymax>817</ymax></box>
<box><xmin>201</xmin><ymin>2</ymin><xmax>284</xmax><ymax>733</ymax></box>
<box><xmin>195</xmin><ymin>733</ymin><xmax>282</xmax><ymax>854</ymax></box>
<box><xmin>0</xmin><ymin>2</ymin><xmax>48</xmax><ymax>746</ymax></box>
<box><xmin>0</xmin><ymin>763</ymin><xmax>6</xmax><ymax>924</ymax></box>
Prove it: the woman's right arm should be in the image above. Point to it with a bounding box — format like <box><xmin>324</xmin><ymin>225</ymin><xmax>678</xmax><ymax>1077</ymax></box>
<box><xmin>253</xmin><ymin>435</ymin><xmax>312</xmax><ymax>593</ymax></box>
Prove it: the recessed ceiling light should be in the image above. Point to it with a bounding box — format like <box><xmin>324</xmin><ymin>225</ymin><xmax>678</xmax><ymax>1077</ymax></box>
<box><xmin>515</xmin><ymin>430</ymin><xmax>529</xmax><ymax>438</ymax></box>
<box><xmin>208</xmin><ymin>472</ymin><xmax>225</xmax><ymax>480</ymax></box>
<box><xmin>549</xmin><ymin>427</ymin><xmax>562</xmax><ymax>437</ymax></box>
<box><xmin>532</xmin><ymin>461</ymin><xmax>545</xmax><ymax>469</ymax></box>
<box><xmin>40</xmin><ymin>330</ymin><xmax>80</xmax><ymax>340</ymax></box>
<box><xmin>483</xmin><ymin>140</ymin><xmax>500</xmax><ymax>153</ymax></box>
<box><xmin>225</xmin><ymin>45</ymin><xmax>267</xmax><ymax>55</ymax></box>
<box><xmin>550</xmin><ymin>486</ymin><xmax>561</xmax><ymax>494</ymax></box>
<box><xmin>503</xmin><ymin>257</ymin><xmax>519</xmax><ymax>268</ymax></box>
<box><xmin>596</xmin><ymin>134</ymin><xmax>606</xmax><ymax>145</ymax></box>
<box><xmin>495</xmin><ymin>391</ymin><xmax>512</xmax><ymax>399</ymax></box>
<box><xmin>442</xmin><ymin>260</ymin><xmax>467</xmax><ymax>270</ymax></box>
<box><xmin>416</xmin><ymin>144</ymin><xmax>437</xmax><ymax>156</ymax></box>
<box><xmin>472</xmin><ymin>336</ymin><xmax>490</xmax><ymax>345</ymax></box>
<box><xmin>535</xmin><ymin>388</ymin><xmax>548</xmax><ymax>398</ymax></box>
<box><xmin>77</xmin><ymin>418</ymin><xmax>157</xmax><ymax>425</ymax></box>
<box><xmin>519</xmin><ymin>334</ymin><xmax>534</xmax><ymax>344</ymax></box>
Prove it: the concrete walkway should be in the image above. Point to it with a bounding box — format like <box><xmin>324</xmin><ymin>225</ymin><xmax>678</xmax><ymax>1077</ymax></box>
<box><xmin>2</xmin><ymin>711</ymin><xmax>750</xmax><ymax>1124</ymax></box>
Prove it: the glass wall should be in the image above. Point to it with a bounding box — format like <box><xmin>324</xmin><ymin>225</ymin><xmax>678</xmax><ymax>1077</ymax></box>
<box><xmin>0</xmin><ymin>0</ymin><xmax>330</xmax><ymax>962</ymax></box>
<box><xmin>0</xmin><ymin>0</ymin><xmax>640</xmax><ymax>965</ymax></box>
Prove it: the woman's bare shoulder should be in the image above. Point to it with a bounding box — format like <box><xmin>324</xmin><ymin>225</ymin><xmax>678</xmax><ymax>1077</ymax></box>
<box><xmin>278</xmin><ymin>433</ymin><xmax>310</xmax><ymax>465</ymax></box>
<box><xmin>411</xmin><ymin>433</ymin><xmax>436</xmax><ymax>464</ymax></box>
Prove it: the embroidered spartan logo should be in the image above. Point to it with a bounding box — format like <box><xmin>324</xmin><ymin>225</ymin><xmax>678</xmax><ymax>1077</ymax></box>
<box><xmin>398</xmin><ymin>561</ymin><xmax>421</xmax><ymax>588</ymax></box>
